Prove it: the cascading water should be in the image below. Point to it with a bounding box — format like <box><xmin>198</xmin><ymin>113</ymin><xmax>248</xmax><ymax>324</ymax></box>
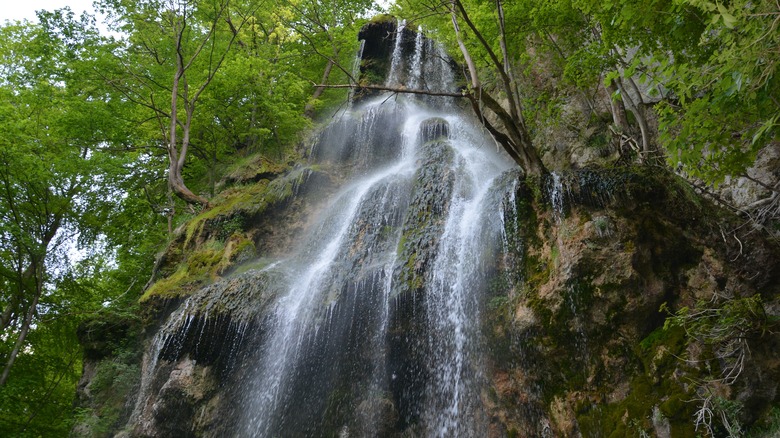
<box><xmin>408</xmin><ymin>26</ymin><xmax>424</xmax><ymax>90</ymax></box>
<box><xmin>348</xmin><ymin>40</ymin><xmax>367</xmax><ymax>108</ymax></box>
<box><xmin>385</xmin><ymin>19</ymin><xmax>406</xmax><ymax>87</ymax></box>
<box><xmin>131</xmin><ymin>25</ymin><xmax>522</xmax><ymax>437</ymax></box>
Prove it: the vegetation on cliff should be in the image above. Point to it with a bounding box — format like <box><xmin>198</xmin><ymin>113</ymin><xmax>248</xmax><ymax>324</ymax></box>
<box><xmin>393</xmin><ymin>0</ymin><xmax>779</xmax><ymax>186</ymax></box>
<box><xmin>0</xmin><ymin>0</ymin><xmax>778</xmax><ymax>436</ymax></box>
<box><xmin>0</xmin><ymin>0</ymin><xmax>373</xmax><ymax>434</ymax></box>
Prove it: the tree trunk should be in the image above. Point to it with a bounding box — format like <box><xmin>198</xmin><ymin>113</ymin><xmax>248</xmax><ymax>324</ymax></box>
<box><xmin>168</xmin><ymin>32</ymin><xmax>209</xmax><ymax>208</ymax></box>
<box><xmin>450</xmin><ymin>0</ymin><xmax>547</xmax><ymax>177</ymax></box>
<box><xmin>305</xmin><ymin>55</ymin><xmax>337</xmax><ymax>118</ymax></box>
<box><xmin>606</xmin><ymin>79</ymin><xmax>629</xmax><ymax>132</ymax></box>
<box><xmin>615</xmin><ymin>78</ymin><xmax>651</xmax><ymax>156</ymax></box>
<box><xmin>0</xmin><ymin>266</ymin><xmax>42</xmax><ymax>387</ymax></box>
<box><xmin>625</xmin><ymin>77</ymin><xmax>653</xmax><ymax>155</ymax></box>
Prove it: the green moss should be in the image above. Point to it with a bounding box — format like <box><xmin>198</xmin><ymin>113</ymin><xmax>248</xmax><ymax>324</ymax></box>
<box><xmin>232</xmin><ymin>235</ymin><xmax>255</xmax><ymax>257</ymax></box>
<box><xmin>524</xmin><ymin>174</ymin><xmax>544</xmax><ymax>206</ymax></box>
<box><xmin>224</xmin><ymin>153</ymin><xmax>290</xmax><ymax>185</ymax></box>
<box><xmin>183</xmin><ymin>165</ymin><xmax>310</xmax><ymax>249</ymax></box>
<box><xmin>141</xmin><ymin>267</ymin><xmax>190</xmax><ymax>302</ymax></box>
<box><xmin>188</xmin><ymin>248</ymin><xmax>222</xmax><ymax>274</ymax></box>
<box><xmin>576</xmin><ymin>373</ymin><xmax>697</xmax><ymax>438</ymax></box>
<box><xmin>659</xmin><ymin>393</ymin><xmax>688</xmax><ymax>420</ymax></box>
<box><xmin>368</xmin><ymin>14</ymin><xmax>396</xmax><ymax>24</ymax></box>
<box><xmin>638</xmin><ymin>325</ymin><xmax>686</xmax><ymax>366</ymax></box>
<box><xmin>230</xmin><ymin>257</ymin><xmax>276</xmax><ymax>276</ymax></box>
<box><xmin>215</xmin><ymin>234</ymin><xmax>256</xmax><ymax>274</ymax></box>
<box><xmin>183</xmin><ymin>184</ymin><xmax>263</xmax><ymax>248</ymax></box>
<box><xmin>144</xmin><ymin>165</ymin><xmax>320</xmax><ymax>303</ymax></box>
<box><xmin>142</xmin><ymin>245</ymin><xmax>230</xmax><ymax>302</ymax></box>
<box><xmin>573</xmin><ymin>321</ymin><xmax>699</xmax><ymax>437</ymax></box>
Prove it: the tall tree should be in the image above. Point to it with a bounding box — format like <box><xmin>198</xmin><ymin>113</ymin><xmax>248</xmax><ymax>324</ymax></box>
<box><xmin>98</xmin><ymin>0</ymin><xmax>251</xmax><ymax>207</ymax></box>
<box><xmin>281</xmin><ymin>0</ymin><xmax>374</xmax><ymax>118</ymax></box>
<box><xmin>0</xmin><ymin>10</ymin><xmax>130</xmax><ymax>387</ymax></box>
<box><xmin>0</xmin><ymin>11</ymin><xmax>168</xmax><ymax>434</ymax></box>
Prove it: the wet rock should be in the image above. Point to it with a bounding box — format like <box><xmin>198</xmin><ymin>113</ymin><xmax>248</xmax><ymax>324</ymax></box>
<box><xmin>418</xmin><ymin>117</ymin><xmax>449</xmax><ymax>142</ymax></box>
<box><xmin>487</xmin><ymin>167</ymin><xmax>780</xmax><ymax>437</ymax></box>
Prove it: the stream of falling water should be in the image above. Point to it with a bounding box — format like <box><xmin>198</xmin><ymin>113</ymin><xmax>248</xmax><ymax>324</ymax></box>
<box><xmin>131</xmin><ymin>25</ymin><xmax>521</xmax><ymax>437</ymax></box>
<box><xmin>386</xmin><ymin>19</ymin><xmax>406</xmax><ymax>87</ymax></box>
<box><xmin>238</xmin><ymin>27</ymin><xmax>516</xmax><ymax>436</ymax></box>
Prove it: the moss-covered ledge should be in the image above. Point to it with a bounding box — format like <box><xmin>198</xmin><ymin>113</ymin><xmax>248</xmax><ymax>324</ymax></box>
<box><xmin>141</xmin><ymin>163</ymin><xmax>331</xmax><ymax>307</ymax></box>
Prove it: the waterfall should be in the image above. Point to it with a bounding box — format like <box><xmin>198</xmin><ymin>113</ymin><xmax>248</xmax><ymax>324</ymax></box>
<box><xmin>386</xmin><ymin>19</ymin><xmax>406</xmax><ymax>87</ymax></box>
<box><xmin>408</xmin><ymin>26</ymin><xmax>424</xmax><ymax>90</ymax></box>
<box><xmin>237</xmin><ymin>30</ymin><xmax>514</xmax><ymax>434</ymax></box>
<box><xmin>133</xmin><ymin>26</ymin><xmax>521</xmax><ymax>437</ymax></box>
<box><xmin>348</xmin><ymin>40</ymin><xmax>366</xmax><ymax>108</ymax></box>
<box><xmin>549</xmin><ymin>171</ymin><xmax>565</xmax><ymax>222</ymax></box>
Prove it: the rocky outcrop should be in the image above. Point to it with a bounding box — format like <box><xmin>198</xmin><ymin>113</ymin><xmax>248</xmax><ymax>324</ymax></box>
<box><xmin>484</xmin><ymin>168</ymin><xmax>780</xmax><ymax>437</ymax></box>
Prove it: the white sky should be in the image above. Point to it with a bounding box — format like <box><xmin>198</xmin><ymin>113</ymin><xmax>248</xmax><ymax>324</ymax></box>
<box><xmin>1</xmin><ymin>1</ymin><xmax>396</xmax><ymax>24</ymax></box>
<box><xmin>1</xmin><ymin>0</ymin><xmax>99</xmax><ymax>23</ymax></box>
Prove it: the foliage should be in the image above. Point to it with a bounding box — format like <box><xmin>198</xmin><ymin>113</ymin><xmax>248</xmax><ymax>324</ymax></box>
<box><xmin>663</xmin><ymin>294</ymin><xmax>775</xmax><ymax>436</ymax></box>
<box><xmin>747</xmin><ymin>406</ymin><xmax>780</xmax><ymax>438</ymax></box>
<box><xmin>0</xmin><ymin>0</ymin><xmax>367</xmax><ymax>431</ymax></box>
<box><xmin>1</xmin><ymin>0</ymin><xmax>777</xmax><ymax>434</ymax></box>
<box><xmin>663</xmin><ymin>294</ymin><xmax>769</xmax><ymax>386</ymax></box>
<box><xmin>656</xmin><ymin>0</ymin><xmax>780</xmax><ymax>183</ymax></box>
<box><xmin>396</xmin><ymin>0</ymin><xmax>778</xmax><ymax>182</ymax></box>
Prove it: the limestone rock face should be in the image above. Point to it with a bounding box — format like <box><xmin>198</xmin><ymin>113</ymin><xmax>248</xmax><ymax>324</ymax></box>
<box><xmin>720</xmin><ymin>142</ymin><xmax>780</xmax><ymax>208</ymax></box>
<box><xmin>483</xmin><ymin>168</ymin><xmax>780</xmax><ymax>437</ymax></box>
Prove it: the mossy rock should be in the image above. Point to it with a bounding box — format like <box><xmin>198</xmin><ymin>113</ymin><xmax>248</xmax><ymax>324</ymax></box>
<box><xmin>223</xmin><ymin>154</ymin><xmax>290</xmax><ymax>185</ymax></box>
<box><xmin>394</xmin><ymin>140</ymin><xmax>455</xmax><ymax>297</ymax></box>
<box><xmin>141</xmin><ymin>266</ymin><xmax>204</xmax><ymax>302</ymax></box>
<box><xmin>143</xmin><ymin>165</ymin><xmax>326</xmax><ymax>304</ymax></box>
<box><xmin>368</xmin><ymin>14</ymin><xmax>396</xmax><ymax>25</ymax></box>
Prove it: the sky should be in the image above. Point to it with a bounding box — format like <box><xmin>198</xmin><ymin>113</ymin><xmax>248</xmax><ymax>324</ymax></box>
<box><xmin>0</xmin><ymin>0</ymin><xmax>99</xmax><ymax>23</ymax></box>
<box><xmin>1</xmin><ymin>1</ymin><xmax>393</xmax><ymax>25</ymax></box>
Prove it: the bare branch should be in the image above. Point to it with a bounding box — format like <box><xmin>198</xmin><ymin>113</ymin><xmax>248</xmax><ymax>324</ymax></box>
<box><xmin>314</xmin><ymin>83</ymin><xmax>465</xmax><ymax>98</ymax></box>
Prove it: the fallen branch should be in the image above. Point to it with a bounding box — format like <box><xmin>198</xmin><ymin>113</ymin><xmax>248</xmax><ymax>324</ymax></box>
<box><xmin>314</xmin><ymin>83</ymin><xmax>465</xmax><ymax>98</ymax></box>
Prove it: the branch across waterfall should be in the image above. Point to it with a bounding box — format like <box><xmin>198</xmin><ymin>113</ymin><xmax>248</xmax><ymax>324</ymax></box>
<box><xmin>315</xmin><ymin>83</ymin><xmax>464</xmax><ymax>98</ymax></box>
<box><xmin>314</xmin><ymin>82</ymin><xmax>548</xmax><ymax>176</ymax></box>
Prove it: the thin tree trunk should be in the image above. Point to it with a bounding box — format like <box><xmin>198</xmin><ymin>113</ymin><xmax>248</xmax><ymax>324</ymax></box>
<box><xmin>455</xmin><ymin>0</ymin><xmax>523</xmax><ymax>124</ymax></box>
<box><xmin>615</xmin><ymin>78</ymin><xmax>650</xmax><ymax>155</ymax></box>
<box><xmin>451</xmin><ymin>4</ymin><xmax>480</xmax><ymax>88</ymax></box>
<box><xmin>305</xmin><ymin>55</ymin><xmax>337</xmax><ymax>118</ymax></box>
<box><xmin>625</xmin><ymin>77</ymin><xmax>653</xmax><ymax>155</ymax></box>
<box><xmin>450</xmin><ymin>0</ymin><xmax>546</xmax><ymax>176</ymax></box>
<box><xmin>606</xmin><ymin>79</ymin><xmax>629</xmax><ymax>132</ymax></box>
<box><xmin>0</xmin><ymin>269</ymin><xmax>42</xmax><ymax>387</ymax></box>
<box><xmin>496</xmin><ymin>0</ymin><xmax>524</xmax><ymax>121</ymax></box>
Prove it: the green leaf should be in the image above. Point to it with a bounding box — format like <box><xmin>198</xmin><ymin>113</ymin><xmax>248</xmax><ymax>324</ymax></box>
<box><xmin>717</xmin><ymin>3</ymin><xmax>737</xmax><ymax>29</ymax></box>
<box><xmin>752</xmin><ymin>115</ymin><xmax>778</xmax><ymax>146</ymax></box>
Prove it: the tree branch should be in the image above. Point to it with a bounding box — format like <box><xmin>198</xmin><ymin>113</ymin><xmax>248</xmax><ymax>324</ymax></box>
<box><xmin>314</xmin><ymin>83</ymin><xmax>465</xmax><ymax>98</ymax></box>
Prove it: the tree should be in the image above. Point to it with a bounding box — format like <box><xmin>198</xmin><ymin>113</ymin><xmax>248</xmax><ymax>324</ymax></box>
<box><xmin>654</xmin><ymin>0</ymin><xmax>779</xmax><ymax>184</ymax></box>
<box><xmin>0</xmin><ymin>18</ymin><xmax>100</xmax><ymax>388</ymax></box>
<box><xmin>398</xmin><ymin>0</ymin><xmax>778</xmax><ymax>189</ymax></box>
<box><xmin>279</xmin><ymin>0</ymin><xmax>374</xmax><ymax>118</ymax></box>
<box><xmin>390</xmin><ymin>0</ymin><xmax>547</xmax><ymax>175</ymax></box>
<box><xmin>0</xmin><ymin>12</ymin><xmax>167</xmax><ymax>434</ymax></box>
<box><xmin>97</xmin><ymin>0</ymin><xmax>252</xmax><ymax>207</ymax></box>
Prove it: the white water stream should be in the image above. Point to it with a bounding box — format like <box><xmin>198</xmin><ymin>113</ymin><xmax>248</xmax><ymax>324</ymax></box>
<box><xmin>133</xmin><ymin>25</ymin><xmax>521</xmax><ymax>437</ymax></box>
